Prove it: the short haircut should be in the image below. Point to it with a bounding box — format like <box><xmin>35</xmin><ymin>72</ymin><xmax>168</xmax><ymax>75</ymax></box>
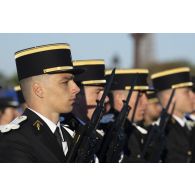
<box><xmin>20</xmin><ymin>74</ymin><xmax>49</xmax><ymax>103</ymax></box>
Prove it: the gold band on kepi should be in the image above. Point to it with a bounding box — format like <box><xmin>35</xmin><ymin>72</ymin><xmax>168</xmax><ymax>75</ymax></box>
<box><xmin>73</xmin><ymin>59</ymin><xmax>106</xmax><ymax>86</ymax></box>
<box><xmin>14</xmin><ymin>85</ymin><xmax>21</xmax><ymax>91</ymax></box>
<box><xmin>146</xmin><ymin>90</ymin><xmax>159</xmax><ymax>104</ymax></box>
<box><xmin>125</xmin><ymin>86</ymin><xmax>149</xmax><ymax>90</ymax></box>
<box><xmin>14</xmin><ymin>85</ymin><xmax>25</xmax><ymax>104</ymax></box>
<box><xmin>43</xmin><ymin>66</ymin><xmax>73</xmax><ymax>73</ymax></box>
<box><xmin>148</xmin><ymin>98</ymin><xmax>159</xmax><ymax>104</ymax></box>
<box><xmin>15</xmin><ymin>43</ymin><xmax>83</xmax><ymax>81</ymax></box>
<box><xmin>171</xmin><ymin>82</ymin><xmax>193</xmax><ymax>89</ymax></box>
<box><xmin>106</xmin><ymin>68</ymin><xmax>149</xmax><ymax>91</ymax></box>
<box><xmin>151</xmin><ymin>67</ymin><xmax>190</xmax><ymax>79</ymax></box>
<box><xmin>82</xmin><ymin>80</ymin><xmax>106</xmax><ymax>85</ymax></box>
<box><xmin>74</xmin><ymin>60</ymin><xmax>105</xmax><ymax>66</ymax></box>
<box><xmin>105</xmin><ymin>69</ymin><xmax>149</xmax><ymax>75</ymax></box>
<box><xmin>151</xmin><ymin>67</ymin><xmax>192</xmax><ymax>92</ymax></box>
<box><xmin>15</xmin><ymin>44</ymin><xmax>71</xmax><ymax>59</ymax></box>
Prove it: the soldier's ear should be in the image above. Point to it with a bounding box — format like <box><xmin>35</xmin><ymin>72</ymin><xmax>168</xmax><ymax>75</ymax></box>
<box><xmin>117</xmin><ymin>92</ymin><xmax>125</xmax><ymax>107</ymax></box>
<box><xmin>115</xmin><ymin>92</ymin><xmax>121</xmax><ymax>101</ymax></box>
<box><xmin>32</xmin><ymin>83</ymin><xmax>44</xmax><ymax>98</ymax></box>
<box><xmin>172</xmin><ymin>95</ymin><xmax>176</xmax><ymax>102</ymax></box>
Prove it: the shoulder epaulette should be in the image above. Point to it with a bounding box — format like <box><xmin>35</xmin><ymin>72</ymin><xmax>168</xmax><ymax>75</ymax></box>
<box><xmin>0</xmin><ymin>115</ymin><xmax>27</xmax><ymax>133</ymax></box>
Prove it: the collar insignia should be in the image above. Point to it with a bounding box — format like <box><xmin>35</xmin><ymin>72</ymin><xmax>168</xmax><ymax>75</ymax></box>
<box><xmin>33</xmin><ymin>120</ymin><xmax>43</xmax><ymax>131</ymax></box>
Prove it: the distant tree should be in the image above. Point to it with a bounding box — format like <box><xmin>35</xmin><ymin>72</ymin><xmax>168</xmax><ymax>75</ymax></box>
<box><xmin>147</xmin><ymin>60</ymin><xmax>193</xmax><ymax>75</ymax></box>
<box><xmin>7</xmin><ymin>73</ymin><xmax>19</xmax><ymax>86</ymax></box>
<box><xmin>0</xmin><ymin>72</ymin><xmax>18</xmax><ymax>89</ymax></box>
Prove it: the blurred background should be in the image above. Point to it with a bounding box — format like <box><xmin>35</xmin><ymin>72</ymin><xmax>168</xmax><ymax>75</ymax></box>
<box><xmin>0</xmin><ymin>33</ymin><xmax>195</xmax><ymax>98</ymax></box>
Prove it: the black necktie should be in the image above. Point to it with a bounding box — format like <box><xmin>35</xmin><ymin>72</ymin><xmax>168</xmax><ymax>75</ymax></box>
<box><xmin>54</xmin><ymin>126</ymin><xmax>63</xmax><ymax>148</ymax></box>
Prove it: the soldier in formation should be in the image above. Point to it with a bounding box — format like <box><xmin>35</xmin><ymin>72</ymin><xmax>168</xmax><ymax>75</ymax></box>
<box><xmin>0</xmin><ymin>42</ymin><xmax>195</xmax><ymax>163</ymax></box>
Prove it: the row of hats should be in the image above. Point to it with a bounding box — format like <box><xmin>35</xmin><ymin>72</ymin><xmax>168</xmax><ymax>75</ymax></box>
<box><xmin>15</xmin><ymin>43</ymin><xmax>150</xmax><ymax>91</ymax></box>
<box><xmin>14</xmin><ymin>43</ymin><xmax>195</xmax><ymax>94</ymax></box>
<box><xmin>71</xmin><ymin>64</ymin><xmax>194</xmax><ymax>93</ymax></box>
<box><xmin>1</xmin><ymin>67</ymin><xmax>192</xmax><ymax>111</ymax></box>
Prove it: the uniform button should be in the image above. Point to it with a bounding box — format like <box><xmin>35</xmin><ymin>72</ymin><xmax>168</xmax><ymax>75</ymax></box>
<box><xmin>187</xmin><ymin>150</ymin><xmax>192</xmax><ymax>156</ymax></box>
<box><xmin>137</xmin><ymin>154</ymin><xmax>141</xmax><ymax>158</ymax></box>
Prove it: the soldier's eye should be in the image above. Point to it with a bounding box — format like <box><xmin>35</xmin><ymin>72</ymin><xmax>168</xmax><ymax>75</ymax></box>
<box><xmin>62</xmin><ymin>81</ymin><xmax>68</xmax><ymax>85</ymax></box>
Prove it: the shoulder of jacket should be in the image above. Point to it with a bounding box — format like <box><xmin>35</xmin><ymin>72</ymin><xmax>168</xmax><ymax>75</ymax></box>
<box><xmin>0</xmin><ymin>115</ymin><xmax>27</xmax><ymax>133</ymax></box>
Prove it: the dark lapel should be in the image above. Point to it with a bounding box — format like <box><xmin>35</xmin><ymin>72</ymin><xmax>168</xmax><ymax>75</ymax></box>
<box><xmin>170</xmin><ymin>117</ymin><xmax>190</xmax><ymax>138</ymax></box>
<box><xmin>109</xmin><ymin>107</ymin><xmax>119</xmax><ymax>119</ymax></box>
<box><xmin>23</xmin><ymin>108</ymin><xmax>66</xmax><ymax>162</ymax></box>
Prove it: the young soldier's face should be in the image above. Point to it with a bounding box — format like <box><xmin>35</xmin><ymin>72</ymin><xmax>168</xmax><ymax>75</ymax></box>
<box><xmin>128</xmin><ymin>91</ymin><xmax>148</xmax><ymax>122</ymax></box>
<box><xmin>83</xmin><ymin>85</ymin><xmax>109</xmax><ymax>119</ymax></box>
<box><xmin>0</xmin><ymin>107</ymin><xmax>20</xmax><ymax>125</ymax></box>
<box><xmin>113</xmin><ymin>90</ymin><xmax>148</xmax><ymax>122</ymax></box>
<box><xmin>190</xmin><ymin>90</ymin><xmax>195</xmax><ymax>113</ymax></box>
<box><xmin>44</xmin><ymin>73</ymin><xmax>80</xmax><ymax>113</ymax></box>
<box><xmin>174</xmin><ymin>87</ymin><xmax>194</xmax><ymax>114</ymax></box>
<box><xmin>144</xmin><ymin>102</ymin><xmax>162</xmax><ymax>121</ymax></box>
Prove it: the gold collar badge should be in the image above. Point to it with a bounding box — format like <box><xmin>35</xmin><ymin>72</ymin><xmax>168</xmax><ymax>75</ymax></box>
<box><xmin>33</xmin><ymin>120</ymin><xmax>43</xmax><ymax>131</ymax></box>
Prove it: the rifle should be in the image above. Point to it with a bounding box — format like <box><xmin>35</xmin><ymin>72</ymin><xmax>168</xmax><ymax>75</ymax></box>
<box><xmin>65</xmin><ymin>68</ymin><xmax>115</xmax><ymax>162</ymax></box>
<box><xmin>151</xmin><ymin>100</ymin><xmax>176</xmax><ymax>162</ymax></box>
<box><xmin>142</xmin><ymin>88</ymin><xmax>176</xmax><ymax>162</ymax></box>
<box><xmin>99</xmin><ymin>74</ymin><xmax>138</xmax><ymax>163</ymax></box>
<box><xmin>131</xmin><ymin>91</ymin><xmax>141</xmax><ymax>123</ymax></box>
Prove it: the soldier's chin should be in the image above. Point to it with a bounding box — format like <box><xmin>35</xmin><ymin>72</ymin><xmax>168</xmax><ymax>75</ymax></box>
<box><xmin>185</xmin><ymin>108</ymin><xmax>193</xmax><ymax>114</ymax></box>
<box><xmin>61</xmin><ymin>106</ymin><xmax>73</xmax><ymax>113</ymax></box>
<box><xmin>191</xmin><ymin>110</ymin><xmax>195</xmax><ymax>114</ymax></box>
<box><xmin>136</xmin><ymin>114</ymin><xmax>144</xmax><ymax>122</ymax></box>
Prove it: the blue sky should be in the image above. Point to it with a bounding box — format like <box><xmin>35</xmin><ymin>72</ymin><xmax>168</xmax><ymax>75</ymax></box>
<box><xmin>156</xmin><ymin>33</ymin><xmax>195</xmax><ymax>63</ymax></box>
<box><xmin>0</xmin><ymin>33</ymin><xmax>195</xmax><ymax>76</ymax></box>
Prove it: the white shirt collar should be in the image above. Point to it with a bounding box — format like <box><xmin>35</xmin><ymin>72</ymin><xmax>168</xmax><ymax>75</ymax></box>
<box><xmin>173</xmin><ymin>115</ymin><xmax>187</xmax><ymax>127</ymax></box>
<box><xmin>28</xmin><ymin>108</ymin><xmax>60</xmax><ymax>134</ymax></box>
<box><xmin>133</xmin><ymin>123</ymin><xmax>148</xmax><ymax>134</ymax></box>
<box><xmin>189</xmin><ymin>114</ymin><xmax>195</xmax><ymax>121</ymax></box>
<box><xmin>28</xmin><ymin>108</ymin><xmax>69</xmax><ymax>155</ymax></box>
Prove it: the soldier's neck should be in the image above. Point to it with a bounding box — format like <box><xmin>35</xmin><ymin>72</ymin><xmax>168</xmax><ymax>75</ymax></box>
<box><xmin>143</xmin><ymin>115</ymin><xmax>154</xmax><ymax>126</ymax></box>
<box><xmin>191</xmin><ymin>111</ymin><xmax>195</xmax><ymax>116</ymax></box>
<box><xmin>172</xmin><ymin>110</ymin><xmax>184</xmax><ymax>119</ymax></box>
<box><xmin>28</xmin><ymin>106</ymin><xmax>59</xmax><ymax>124</ymax></box>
